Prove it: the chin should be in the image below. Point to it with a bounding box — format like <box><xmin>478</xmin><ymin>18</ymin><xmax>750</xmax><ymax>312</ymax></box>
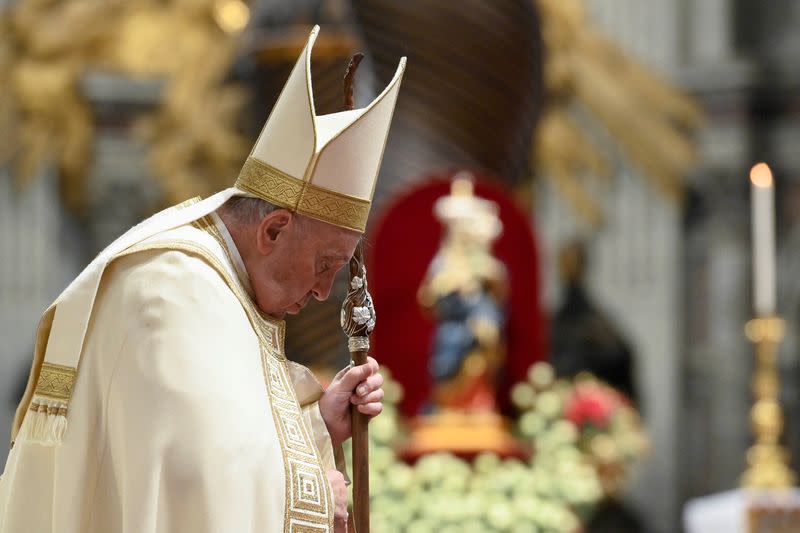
<box><xmin>257</xmin><ymin>304</ymin><xmax>285</xmax><ymax>319</ymax></box>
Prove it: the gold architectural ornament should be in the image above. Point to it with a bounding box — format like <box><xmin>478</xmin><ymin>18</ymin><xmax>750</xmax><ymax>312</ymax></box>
<box><xmin>534</xmin><ymin>0</ymin><xmax>705</xmax><ymax>227</ymax></box>
<box><xmin>741</xmin><ymin>316</ymin><xmax>797</xmax><ymax>489</ymax></box>
<box><xmin>0</xmin><ymin>0</ymin><xmax>250</xmax><ymax>213</ymax></box>
<box><xmin>0</xmin><ymin>0</ymin><xmax>115</xmax><ymax>213</ymax></box>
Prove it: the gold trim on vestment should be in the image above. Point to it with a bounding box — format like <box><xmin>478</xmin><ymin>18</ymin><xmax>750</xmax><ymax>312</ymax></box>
<box><xmin>34</xmin><ymin>362</ymin><xmax>76</xmax><ymax>401</ymax></box>
<box><xmin>235</xmin><ymin>157</ymin><xmax>370</xmax><ymax>233</ymax></box>
<box><xmin>118</xmin><ymin>230</ymin><xmax>334</xmax><ymax>532</ymax></box>
<box><xmin>176</xmin><ymin>196</ymin><xmax>202</xmax><ymax>209</ymax></box>
<box><xmin>28</xmin><ymin>402</ymin><xmax>67</xmax><ymax>416</ymax></box>
<box><xmin>194</xmin><ymin>217</ymin><xmax>335</xmax><ymax>531</ymax></box>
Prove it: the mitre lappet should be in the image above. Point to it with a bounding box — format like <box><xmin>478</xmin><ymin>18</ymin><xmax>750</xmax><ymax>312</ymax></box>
<box><xmin>13</xmin><ymin>25</ymin><xmax>405</xmax><ymax>447</ymax></box>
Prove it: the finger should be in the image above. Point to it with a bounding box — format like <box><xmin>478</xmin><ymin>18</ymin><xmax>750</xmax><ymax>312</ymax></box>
<box><xmin>337</xmin><ymin>362</ymin><xmax>375</xmax><ymax>393</ymax></box>
<box><xmin>366</xmin><ymin>356</ymin><xmax>379</xmax><ymax>374</ymax></box>
<box><xmin>357</xmin><ymin>402</ymin><xmax>383</xmax><ymax>417</ymax></box>
<box><xmin>351</xmin><ymin>388</ymin><xmax>384</xmax><ymax>405</ymax></box>
<box><xmin>355</xmin><ymin>372</ymin><xmax>384</xmax><ymax>397</ymax></box>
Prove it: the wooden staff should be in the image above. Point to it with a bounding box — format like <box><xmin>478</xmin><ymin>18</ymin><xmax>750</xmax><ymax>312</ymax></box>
<box><xmin>340</xmin><ymin>52</ymin><xmax>372</xmax><ymax>533</ymax></box>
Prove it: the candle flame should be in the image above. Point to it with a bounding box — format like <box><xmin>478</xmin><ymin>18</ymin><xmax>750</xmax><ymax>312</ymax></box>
<box><xmin>750</xmin><ymin>163</ymin><xmax>773</xmax><ymax>188</ymax></box>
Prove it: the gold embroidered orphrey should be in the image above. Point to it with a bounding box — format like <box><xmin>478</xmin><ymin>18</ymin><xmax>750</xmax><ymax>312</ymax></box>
<box><xmin>117</xmin><ymin>220</ymin><xmax>335</xmax><ymax>532</ymax></box>
<box><xmin>33</xmin><ymin>363</ymin><xmax>76</xmax><ymax>401</ymax></box>
<box><xmin>235</xmin><ymin>157</ymin><xmax>371</xmax><ymax>232</ymax></box>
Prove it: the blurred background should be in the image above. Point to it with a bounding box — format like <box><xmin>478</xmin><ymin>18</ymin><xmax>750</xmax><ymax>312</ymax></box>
<box><xmin>2</xmin><ymin>0</ymin><xmax>800</xmax><ymax>532</ymax></box>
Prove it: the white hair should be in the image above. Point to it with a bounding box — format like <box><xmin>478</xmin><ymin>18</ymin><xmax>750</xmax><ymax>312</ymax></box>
<box><xmin>219</xmin><ymin>196</ymin><xmax>283</xmax><ymax>226</ymax></box>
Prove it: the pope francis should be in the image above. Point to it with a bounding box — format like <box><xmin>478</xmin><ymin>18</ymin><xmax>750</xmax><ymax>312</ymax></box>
<box><xmin>0</xmin><ymin>26</ymin><xmax>405</xmax><ymax>533</ymax></box>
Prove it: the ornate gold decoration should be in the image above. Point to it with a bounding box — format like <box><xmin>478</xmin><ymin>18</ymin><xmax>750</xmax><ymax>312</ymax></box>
<box><xmin>34</xmin><ymin>362</ymin><xmax>77</xmax><ymax>401</ymax></box>
<box><xmin>741</xmin><ymin>316</ymin><xmax>797</xmax><ymax>488</ymax></box>
<box><xmin>28</xmin><ymin>402</ymin><xmax>67</xmax><ymax>416</ymax></box>
<box><xmin>236</xmin><ymin>157</ymin><xmax>306</xmax><ymax>209</ymax></box>
<box><xmin>0</xmin><ymin>0</ymin><xmax>251</xmax><ymax>213</ymax></box>
<box><xmin>192</xmin><ymin>224</ymin><xmax>335</xmax><ymax>531</ymax></box>
<box><xmin>534</xmin><ymin>0</ymin><xmax>705</xmax><ymax>226</ymax></box>
<box><xmin>296</xmin><ymin>187</ymin><xmax>370</xmax><ymax>233</ymax></box>
<box><xmin>237</xmin><ymin>157</ymin><xmax>371</xmax><ymax>232</ymax></box>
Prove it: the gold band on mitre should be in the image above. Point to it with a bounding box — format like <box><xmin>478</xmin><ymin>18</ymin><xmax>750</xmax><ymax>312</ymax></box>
<box><xmin>235</xmin><ymin>157</ymin><xmax>371</xmax><ymax>233</ymax></box>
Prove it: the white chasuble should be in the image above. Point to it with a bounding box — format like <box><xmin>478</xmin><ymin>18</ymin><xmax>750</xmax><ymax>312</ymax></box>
<box><xmin>0</xmin><ymin>214</ymin><xmax>337</xmax><ymax>533</ymax></box>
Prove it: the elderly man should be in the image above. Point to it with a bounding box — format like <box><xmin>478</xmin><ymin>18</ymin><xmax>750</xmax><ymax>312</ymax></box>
<box><xmin>0</xmin><ymin>26</ymin><xmax>405</xmax><ymax>533</ymax></box>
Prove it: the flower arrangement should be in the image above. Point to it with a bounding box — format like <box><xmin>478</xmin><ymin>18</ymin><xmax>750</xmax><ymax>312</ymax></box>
<box><xmin>512</xmin><ymin>362</ymin><xmax>649</xmax><ymax>498</ymax></box>
<box><xmin>344</xmin><ymin>366</ymin><xmax>641</xmax><ymax>532</ymax></box>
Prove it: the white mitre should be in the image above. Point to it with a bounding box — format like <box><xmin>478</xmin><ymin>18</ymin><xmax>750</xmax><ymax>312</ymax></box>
<box><xmin>236</xmin><ymin>25</ymin><xmax>406</xmax><ymax>233</ymax></box>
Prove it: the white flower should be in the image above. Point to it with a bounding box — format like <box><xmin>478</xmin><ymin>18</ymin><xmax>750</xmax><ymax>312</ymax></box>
<box><xmin>351</xmin><ymin>276</ymin><xmax>364</xmax><ymax>290</ymax></box>
<box><xmin>365</xmin><ymin>295</ymin><xmax>376</xmax><ymax>331</ymax></box>
<box><xmin>353</xmin><ymin>306</ymin><xmax>372</xmax><ymax>325</ymax></box>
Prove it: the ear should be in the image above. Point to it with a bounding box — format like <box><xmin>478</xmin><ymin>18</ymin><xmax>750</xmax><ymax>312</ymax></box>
<box><xmin>255</xmin><ymin>209</ymin><xmax>293</xmax><ymax>256</ymax></box>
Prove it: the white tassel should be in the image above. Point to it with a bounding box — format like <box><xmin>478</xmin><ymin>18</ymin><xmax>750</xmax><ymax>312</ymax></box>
<box><xmin>50</xmin><ymin>411</ymin><xmax>68</xmax><ymax>444</ymax></box>
<box><xmin>19</xmin><ymin>397</ymin><xmax>68</xmax><ymax>446</ymax></box>
<box><xmin>31</xmin><ymin>404</ymin><xmax>46</xmax><ymax>440</ymax></box>
<box><xmin>42</xmin><ymin>406</ymin><xmax>55</xmax><ymax>446</ymax></box>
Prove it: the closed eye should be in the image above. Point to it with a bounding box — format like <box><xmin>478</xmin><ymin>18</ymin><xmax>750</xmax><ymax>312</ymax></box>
<box><xmin>317</xmin><ymin>262</ymin><xmax>331</xmax><ymax>275</ymax></box>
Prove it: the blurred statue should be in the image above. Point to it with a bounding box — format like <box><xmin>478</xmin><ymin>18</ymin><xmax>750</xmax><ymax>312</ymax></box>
<box><xmin>551</xmin><ymin>240</ymin><xmax>637</xmax><ymax>402</ymax></box>
<box><xmin>400</xmin><ymin>176</ymin><xmax>524</xmax><ymax>460</ymax></box>
<box><xmin>418</xmin><ymin>176</ymin><xmax>509</xmax><ymax>413</ymax></box>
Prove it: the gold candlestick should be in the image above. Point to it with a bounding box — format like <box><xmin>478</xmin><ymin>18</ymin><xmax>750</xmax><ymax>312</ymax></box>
<box><xmin>741</xmin><ymin>316</ymin><xmax>796</xmax><ymax>488</ymax></box>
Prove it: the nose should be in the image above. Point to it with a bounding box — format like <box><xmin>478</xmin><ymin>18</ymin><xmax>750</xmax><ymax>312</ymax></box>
<box><xmin>312</xmin><ymin>274</ymin><xmax>336</xmax><ymax>301</ymax></box>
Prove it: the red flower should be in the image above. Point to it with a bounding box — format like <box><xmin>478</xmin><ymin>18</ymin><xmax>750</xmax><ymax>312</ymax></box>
<box><xmin>563</xmin><ymin>383</ymin><xmax>621</xmax><ymax>429</ymax></box>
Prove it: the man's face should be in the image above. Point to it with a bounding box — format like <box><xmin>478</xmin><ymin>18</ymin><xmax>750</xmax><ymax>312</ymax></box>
<box><xmin>250</xmin><ymin>212</ymin><xmax>360</xmax><ymax>319</ymax></box>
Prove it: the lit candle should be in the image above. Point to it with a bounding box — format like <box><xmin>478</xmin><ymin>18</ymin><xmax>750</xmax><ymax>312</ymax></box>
<box><xmin>750</xmin><ymin>163</ymin><xmax>776</xmax><ymax>316</ymax></box>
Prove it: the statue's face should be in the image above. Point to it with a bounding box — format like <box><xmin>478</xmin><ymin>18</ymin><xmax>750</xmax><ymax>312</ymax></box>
<box><xmin>248</xmin><ymin>211</ymin><xmax>360</xmax><ymax>319</ymax></box>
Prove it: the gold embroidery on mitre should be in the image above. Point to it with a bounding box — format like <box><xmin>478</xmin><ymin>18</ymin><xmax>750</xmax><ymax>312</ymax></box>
<box><xmin>235</xmin><ymin>157</ymin><xmax>370</xmax><ymax>232</ymax></box>
<box><xmin>296</xmin><ymin>186</ymin><xmax>370</xmax><ymax>233</ymax></box>
<box><xmin>35</xmin><ymin>362</ymin><xmax>76</xmax><ymax>401</ymax></box>
<box><xmin>235</xmin><ymin>157</ymin><xmax>304</xmax><ymax>211</ymax></box>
